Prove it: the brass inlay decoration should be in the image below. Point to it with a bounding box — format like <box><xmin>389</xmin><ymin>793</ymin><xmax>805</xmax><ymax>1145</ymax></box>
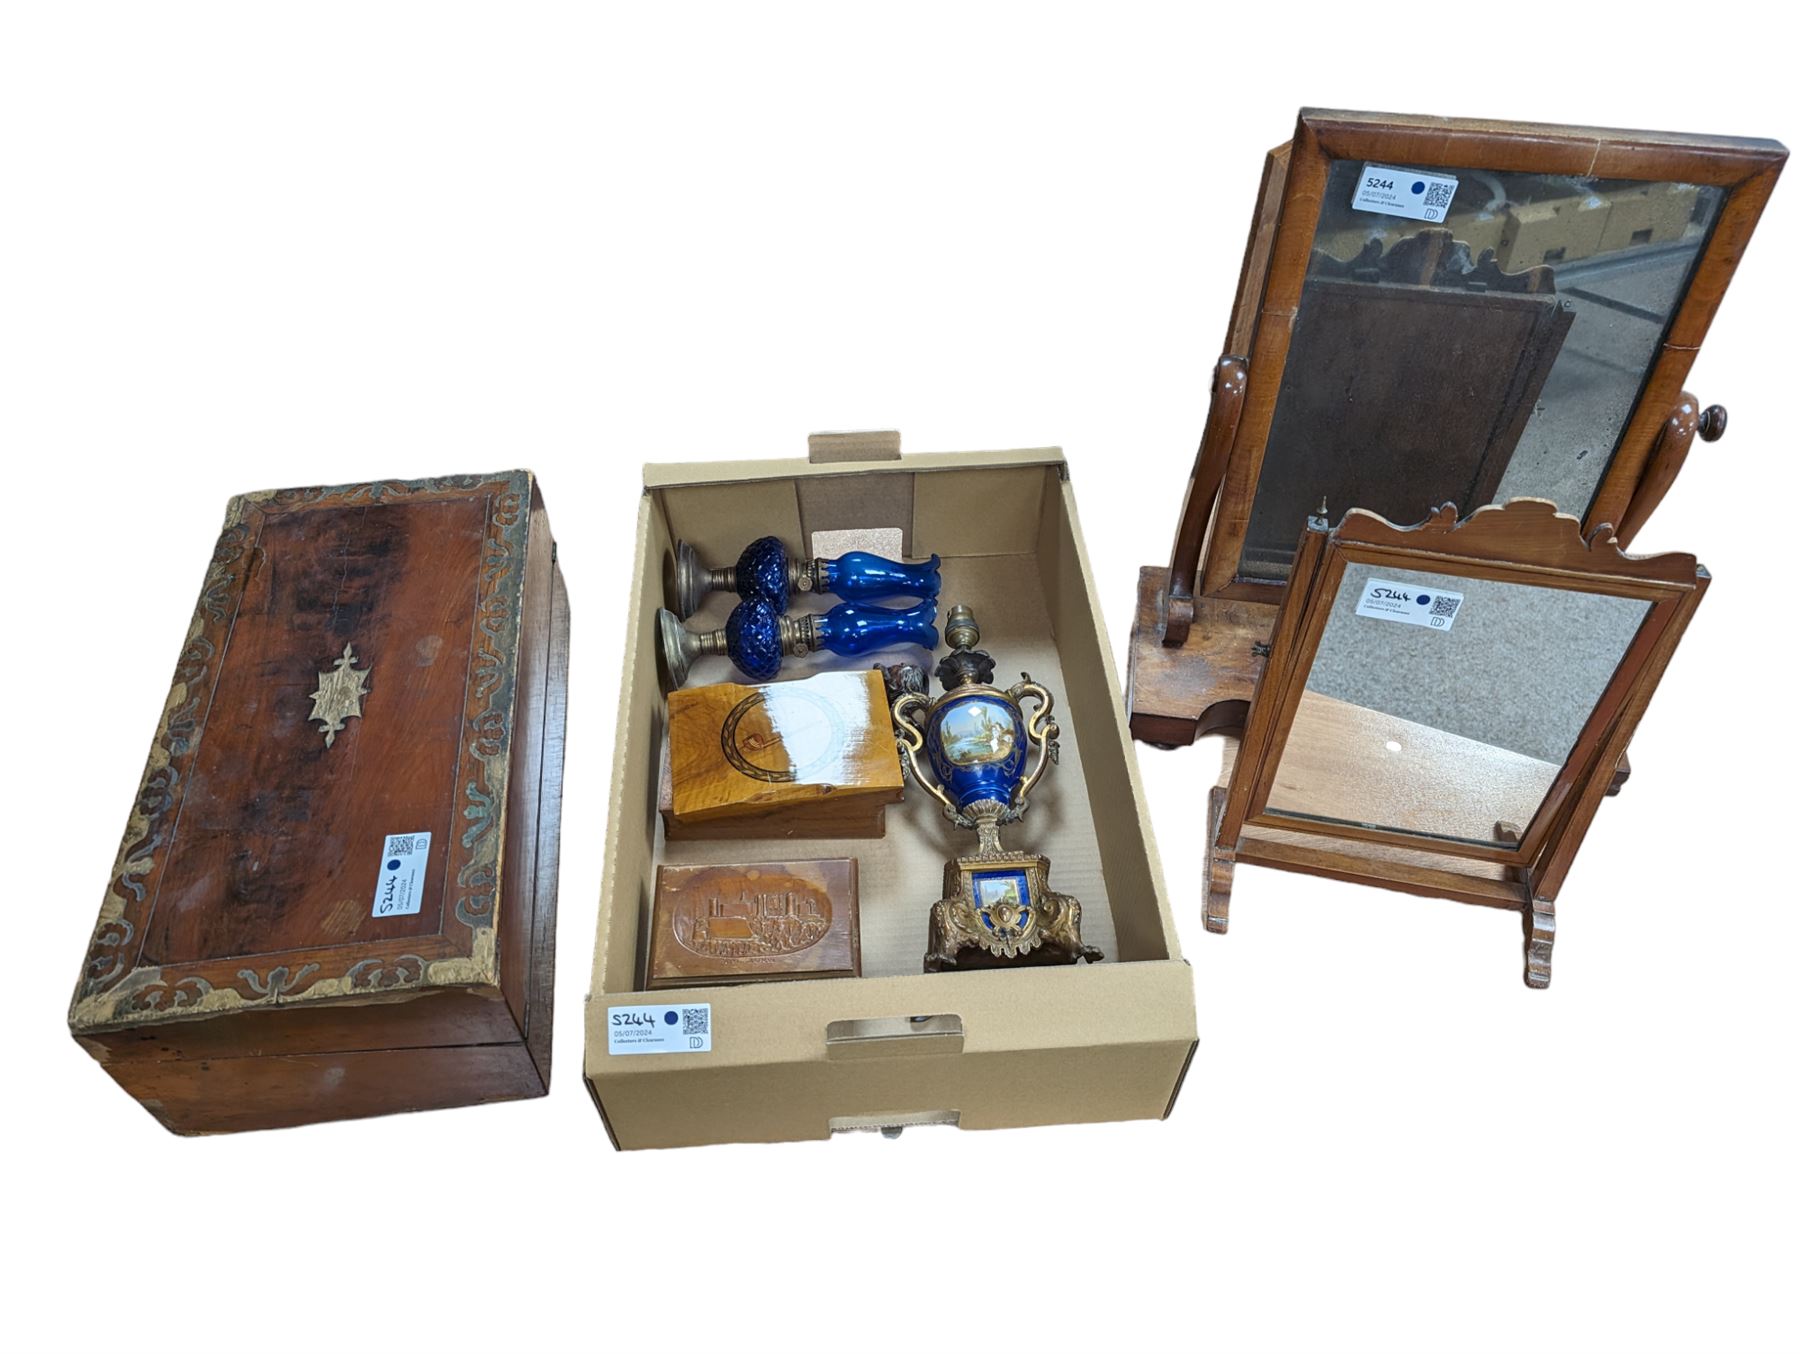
<box><xmin>309</xmin><ymin>643</ymin><xmax>371</xmax><ymax>748</ymax></box>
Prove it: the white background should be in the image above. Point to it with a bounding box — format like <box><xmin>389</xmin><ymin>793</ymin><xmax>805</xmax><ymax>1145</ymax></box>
<box><xmin>4</xmin><ymin>6</ymin><xmax>1794</xmax><ymax>1352</ymax></box>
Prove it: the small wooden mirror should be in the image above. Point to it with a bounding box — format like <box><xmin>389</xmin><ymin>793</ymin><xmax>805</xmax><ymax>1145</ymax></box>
<box><xmin>1128</xmin><ymin>109</ymin><xmax>1783</xmax><ymax>746</ymax></box>
<box><xmin>1202</xmin><ymin>499</ymin><xmax>1708</xmax><ymax>987</ymax></box>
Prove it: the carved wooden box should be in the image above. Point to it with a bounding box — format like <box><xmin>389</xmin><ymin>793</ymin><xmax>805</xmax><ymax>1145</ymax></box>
<box><xmin>68</xmin><ymin>471</ymin><xmax>570</xmax><ymax>1134</ymax></box>
<box><xmin>648</xmin><ymin>859</ymin><xmax>860</xmax><ymax>988</ymax></box>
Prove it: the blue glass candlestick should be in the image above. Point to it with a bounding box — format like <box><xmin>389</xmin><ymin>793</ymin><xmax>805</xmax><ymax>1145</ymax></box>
<box><xmin>673</xmin><ymin>537</ymin><xmax>940</xmax><ymax>618</ymax></box>
<box><xmin>657</xmin><ymin>598</ymin><xmax>939</xmax><ymax>687</ymax></box>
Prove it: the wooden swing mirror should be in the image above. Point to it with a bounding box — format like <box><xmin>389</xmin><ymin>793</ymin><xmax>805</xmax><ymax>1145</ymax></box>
<box><xmin>1127</xmin><ymin>108</ymin><xmax>1784</xmax><ymax>746</ymax></box>
<box><xmin>1202</xmin><ymin>499</ymin><xmax>1708</xmax><ymax>987</ymax></box>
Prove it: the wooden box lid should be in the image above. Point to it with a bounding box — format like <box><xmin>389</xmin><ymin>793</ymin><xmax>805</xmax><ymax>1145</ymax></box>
<box><xmin>70</xmin><ymin>472</ymin><xmax>556</xmax><ymax>1046</ymax></box>
<box><xmin>648</xmin><ymin>859</ymin><xmax>860</xmax><ymax>988</ymax></box>
<box><xmin>667</xmin><ymin>670</ymin><xmax>903</xmax><ymax>824</ymax></box>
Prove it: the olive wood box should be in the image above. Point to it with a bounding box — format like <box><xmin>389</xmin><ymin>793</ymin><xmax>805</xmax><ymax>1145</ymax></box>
<box><xmin>587</xmin><ymin>436</ymin><xmax>1198</xmax><ymax>1149</ymax></box>
<box><xmin>661</xmin><ymin>669</ymin><xmax>903</xmax><ymax>838</ymax></box>
<box><xmin>69</xmin><ymin>472</ymin><xmax>569</xmax><ymax>1134</ymax></box>
<box><xmin>648</xmin><ymin>858</ymin><xmax>860</xmax><ymax>988</ymax></box>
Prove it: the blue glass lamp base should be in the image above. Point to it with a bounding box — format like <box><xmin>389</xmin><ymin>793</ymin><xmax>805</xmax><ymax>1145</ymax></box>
<box><xmin>672</xmin><ymin>537</ymin><xmax>941</xmax><ymax>618</ymax></box>
<box><xmin>658</xmin><ymin>598</ymin><xmax>938</xmax><ymax>687</ymax></box>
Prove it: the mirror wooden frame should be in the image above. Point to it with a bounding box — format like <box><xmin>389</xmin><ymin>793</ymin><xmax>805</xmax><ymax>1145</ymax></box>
<box><xmin>1127</xmin><ymin>108</ymin><xmax>1783</xmax><ymax>747</ymax></box>
<box><xmin>1202</xmin><ymin>498</ymin><xmax>1708</xmax><ymax>988</ymax></box>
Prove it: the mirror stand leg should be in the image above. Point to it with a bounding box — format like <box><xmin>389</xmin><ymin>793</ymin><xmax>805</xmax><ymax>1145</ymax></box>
<box><xmin>1204</xmin><ymin>786</ymin><xmax>1235</xmax><ymax>935</ymax></box>
<box><xmin>1523</xmin><ymin>898</ymin><xmax>1556</xmax><ymax>989</ymax></box>
<box><xmin>1606</xmin><ymin>748</ymin><xmax>1632</xmax><ymax>797</ymax></box>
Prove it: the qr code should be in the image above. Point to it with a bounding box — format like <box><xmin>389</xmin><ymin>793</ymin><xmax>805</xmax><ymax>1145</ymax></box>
<box><xmin>1430</xmin><ymin>595</ymin><xmax>1461</xmax><ymax>619</ymax></box>
<box><xmin>1423</xmin><ymin>181</ymin><xmax>1454</xmax><ymax>210</ymax></box>
<box><xmin>387</xmin><ymin>835</ymin><xmax>415</xmax><ymax>856</ymax></box>
<box><xmin>682</xmin><ymin>1008</ymin><xmax>709</xmax><ymax>1036</ymax></box>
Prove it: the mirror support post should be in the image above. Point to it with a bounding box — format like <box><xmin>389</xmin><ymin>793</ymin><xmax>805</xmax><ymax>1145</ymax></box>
<box><xmin>1203</xmin><ymin>785</ymin><xmax>1236</xmax><ymax>934</ymax></box>
<box><xmin>1162</xmin><ymin>355</ymin><xmax>1249</xmax><ymax>647</ymax></box>
<box><xmin>1615</xmin><ymin>391</ymin><xmax>1727</xmax><ymax>547</ymax></box>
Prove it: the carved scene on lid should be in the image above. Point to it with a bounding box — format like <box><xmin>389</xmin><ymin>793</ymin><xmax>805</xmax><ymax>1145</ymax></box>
<box><xmin>669</xmin><ymin>867</ymin><xmax>834</xmax><ymax>959</ymax></box>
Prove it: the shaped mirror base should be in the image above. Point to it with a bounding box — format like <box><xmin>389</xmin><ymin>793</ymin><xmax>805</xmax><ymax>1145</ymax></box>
<box><xmin>1126</xmin><ymin>567</ymin><xmax>1277</xmax><ymax>747</ymax></box>
<box><xmin>1524</xmin><ymin>899</ymin><xmax>1556</xmax><ymax>990</ymax></box>
<box><xmin>1202</xmin><ymin>736</ymin><xmax>1568</xmax><ymax>989</ymax></box>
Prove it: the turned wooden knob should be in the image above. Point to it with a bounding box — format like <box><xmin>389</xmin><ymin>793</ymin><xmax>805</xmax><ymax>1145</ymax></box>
<box><xmin>1698</xmin><ymin>404</ymin><xmax>1727</xmax><ymax>442</ymax></box>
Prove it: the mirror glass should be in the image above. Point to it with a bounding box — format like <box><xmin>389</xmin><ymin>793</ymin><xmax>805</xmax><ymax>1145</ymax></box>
<box><xmin>1239</xmin><ymin>159</ymin><xmax>1725</xmax><ymax>582</ymax></box>
<box><xmin>1263</xmin><ymin>563</ymin><xmax>1649</xmax><ymax>847</ymax></box>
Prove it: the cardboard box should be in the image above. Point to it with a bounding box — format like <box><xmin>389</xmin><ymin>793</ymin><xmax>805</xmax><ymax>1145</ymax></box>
<box><xmin>585</xmin><ymin>438</ymin><xmax>1197</xmax><ymax>1149</ymax></box>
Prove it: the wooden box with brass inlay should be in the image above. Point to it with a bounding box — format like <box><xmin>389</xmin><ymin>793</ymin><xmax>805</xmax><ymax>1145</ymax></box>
<box><xmin>648</xmin><ymin>859</ymin><xmax>859</xmax><ymax>988</ymax></box>
<box><xmin>69</xmin><ymin>471</ymin><xmax>570</xmax><ymax>1134</ymax></box>
<box><xmin>666</xmin><ymin>669</ymin><xmax>903</xmax><ymax>833</ymax></box>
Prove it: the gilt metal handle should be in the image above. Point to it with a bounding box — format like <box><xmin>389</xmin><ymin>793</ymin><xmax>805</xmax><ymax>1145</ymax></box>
<box><xmin>891</xmin><ymin>691</ymin><xmax>962</xmax><ymax>822</ymax></box>
<box><xmin>1009</xmin><ymin>675</ymin><xmax>1060</xmax><ymax>810</ymax></box>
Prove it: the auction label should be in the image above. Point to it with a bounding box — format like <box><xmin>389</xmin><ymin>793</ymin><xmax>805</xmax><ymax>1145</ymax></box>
<box><xmin>607</xmin><ymin>1003</ymin><xmax>713</xmax><ymax>1055</ymax></box>
<box><xmin>1350</xmin><ymin>163</ymin><xmax>1459</xmax><ymax>222</ymax></box>
<box><xmin>371</xmin><ymin>831</ymin><xmax>431</xmax><ymax>917</ymax></box>
<box><xmin>1354</xmin><ymin>578</ymin><xmax>1464</xmax><ymax>631</ymax></box>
